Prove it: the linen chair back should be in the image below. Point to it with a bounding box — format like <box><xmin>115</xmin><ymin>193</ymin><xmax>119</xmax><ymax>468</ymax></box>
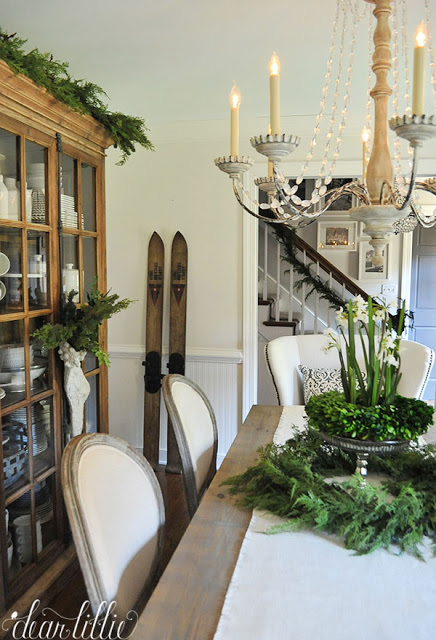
<box><xmin>163</xmin><ymin>374</ymin><xmax>218</xmax><ymax>519</ymax></box>
<box><xmin>265</xmin><ymin>334</ymin><xmax>434</xmax><ymax>405</ymax></box>
<box><xmin>62</xmin><ymin>433</ymin><xmax>165</xmax><ymax>623</ymax></box>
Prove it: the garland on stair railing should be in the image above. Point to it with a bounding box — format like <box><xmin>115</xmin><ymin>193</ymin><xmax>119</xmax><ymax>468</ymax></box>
<box><xmin>0</xmin><ymin>28</ymin><xmax>153</xmax><ymax>164</ymax></box>
<box><xmin>269</xmin><ymin>224</ymin><xmax>413</xmax><ymax>332</ymax></box>
<box><xmin>271</xmin><ymin>224</ymin><xmax>344</xmax><ymax>310</ymax></box>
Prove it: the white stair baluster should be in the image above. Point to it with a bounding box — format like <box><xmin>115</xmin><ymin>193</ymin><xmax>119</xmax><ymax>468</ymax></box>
<box><xmin>275</xmin><ymin>241</ymin><xmax>281</xmax><ymax>321</ymax></box>
<box><xmin>289</xmin><ymin>265</ymin><xmax>294</xmax><ymax>323</ymax></box>
<box><xmin>328</xmin><ymin>272</ymin><xmax>333</xmax><ymax>327</ymax></box>
<box><xmin>263</xmin><ymin>223</ymin><xmax>268</xmax><ymax>301</ymax></box>
<box><xmin>301</xmin><ymin>250</ymin><xmax>306</xmax><ymax>334</ymax></box>
<box><xmin>314</xmin><ymin>262</ymin><xmax>319</xmax><ymax>334</ymax></box>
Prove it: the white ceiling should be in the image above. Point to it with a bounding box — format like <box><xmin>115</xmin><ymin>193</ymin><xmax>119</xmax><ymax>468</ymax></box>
<box><xmin>1</xmin><ymin>1</ymin><xmax>436</xmax><ymax>142</ymax></box>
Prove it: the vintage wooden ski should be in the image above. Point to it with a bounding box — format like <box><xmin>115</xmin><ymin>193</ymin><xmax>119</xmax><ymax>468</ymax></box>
<box><xmin>143</xmin><ymin>232</ymin><xmax>165</xmax><ymax>469</ymax></box>
<box><xmin>166</xmin><ymin>231</ymin><xmax>188</xmax><ymax>473</ymax></box>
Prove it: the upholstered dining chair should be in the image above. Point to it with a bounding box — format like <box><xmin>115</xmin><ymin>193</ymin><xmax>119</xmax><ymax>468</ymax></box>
<box><xmin>61</xmin><ymin>433</ymin><xmax>165</xmax><ymax>624</ymax></box>
<box><xmin>265</xmin><ymin>334</ymin><xmax>434</xmax><ymax>406</ymax></box>
<box><xmin>162</xmin><ymin>374</ymin><xmax>218</xmax><ymax>519</ymax></box>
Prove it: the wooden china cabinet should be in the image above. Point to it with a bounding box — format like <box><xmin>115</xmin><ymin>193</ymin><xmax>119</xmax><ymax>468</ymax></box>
<box><xmin>0</xmin><ymin>60</ymin><xmax>112</xmax><ymax>619</ymax></box>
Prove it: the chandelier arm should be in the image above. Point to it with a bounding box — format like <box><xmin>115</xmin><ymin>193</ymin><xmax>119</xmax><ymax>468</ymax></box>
<box><xmin>414</xmin><ymin>181</ymin><xmax>436</xmax><ymax>197</ymax></box>
<box><xmin>272</xmin><ymin>177</ymin><xmax>370</xmax><ymax>219</ymax></box>
<box><xmin>412</xmin><ymin>205</ymin><xmax>436</xmax><ymax>228</ymax></box>
<box><xmin>232</xmin><ymin>179</ymin><xmax>304</xmax><ymax>225</ymax></box>
<box><xmin>300</xmin><ymin>181</ymin><xmax>371</xmax><ymax>215</ymax></box>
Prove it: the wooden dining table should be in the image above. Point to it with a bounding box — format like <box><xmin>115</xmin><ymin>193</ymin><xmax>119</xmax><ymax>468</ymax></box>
<box><xmin>131</xmin><ymin>404</ymin><xmax>282</xmax><ymax>640</ymax></box>
<box><xmin>132</xmin><ymin>405</ymin><xmax>436</xmax><ymax>640</ymax></box>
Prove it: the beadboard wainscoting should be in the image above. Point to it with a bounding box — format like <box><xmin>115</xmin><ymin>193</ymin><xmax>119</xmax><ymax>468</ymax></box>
<box><xmin>108</xmin><ymin>345</ymin><xmax>243</xmax><ymax>466</ymax></box>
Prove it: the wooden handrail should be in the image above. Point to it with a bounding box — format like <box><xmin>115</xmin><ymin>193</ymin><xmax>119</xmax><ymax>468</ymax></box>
<box><xmin>293</xmin><ymin>233</ymin><xmax>369</xmax><ymax>300</ymax></box>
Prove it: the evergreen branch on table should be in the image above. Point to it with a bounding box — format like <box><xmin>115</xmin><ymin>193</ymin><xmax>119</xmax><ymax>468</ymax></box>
<box><xmin>223</xmin><ymin>428</ymin><xmax>436</xmax><ymax>557</ymax></box>
<box><xmin>271</xmin><ymin>225</ymin><xmax>344</xmax><ymax>309</ymax></box>
<box><xmin>0</xmin><ymin>28</ymin><xmax>153</xmax><ymax>164</ymax></box>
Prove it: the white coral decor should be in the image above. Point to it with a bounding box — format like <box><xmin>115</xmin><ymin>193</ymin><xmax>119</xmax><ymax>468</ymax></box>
<box><xmin>58</xmin><ymin>342</ymin><xmax>90</xmax><ymax>438</ymax></box>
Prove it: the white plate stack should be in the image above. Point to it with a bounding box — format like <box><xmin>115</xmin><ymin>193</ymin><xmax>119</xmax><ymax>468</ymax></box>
<box><xmin>61</xmin><ymin>194</ymin><xmax>84</xmax><ymax>228</ymax></box>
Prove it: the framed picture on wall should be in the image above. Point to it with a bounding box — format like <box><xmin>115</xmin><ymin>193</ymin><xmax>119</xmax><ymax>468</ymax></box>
<box><xmin>317</xmin><ymin>220</ymin><xmax>357</xmax><ymax>251</ymax></box>
<box><xmin>358</xmin><ymin>240</ymin><xmax>389</xmax><ymax>280</ymax></box>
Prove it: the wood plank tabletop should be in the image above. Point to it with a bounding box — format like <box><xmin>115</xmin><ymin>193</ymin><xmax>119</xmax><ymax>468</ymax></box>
<box><xmin>131</xmin><ymin>404</ymin><xmax>283</xmax><ymax>640</ymax></box>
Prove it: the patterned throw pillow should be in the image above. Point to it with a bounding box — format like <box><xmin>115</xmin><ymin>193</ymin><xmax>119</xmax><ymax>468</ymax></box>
<box><xmin>298</xmin><ymin>366</ymin><xmax>343</xmax><ymax>404</ymax></box>
<box><xmin>299</xmin><ymin>366</ymin><xmax>367</xmax><ymax>404</ymax></box>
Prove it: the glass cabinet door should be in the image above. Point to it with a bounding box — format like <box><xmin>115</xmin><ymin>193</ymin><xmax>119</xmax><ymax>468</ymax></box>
<box><xmin>0</xmin><ymin>126</ymin><xmax>62</xmax><ymax>606</ymax></box>
<box><xmin>60</xmin><ymin>151</ymin><xmax>105</xmax><ymax>428</ymax></box>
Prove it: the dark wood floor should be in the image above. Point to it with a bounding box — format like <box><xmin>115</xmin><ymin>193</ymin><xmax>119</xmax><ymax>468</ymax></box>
<box><xmin>35</xmin><ymin>466</ymin><xmax>190</xmax><ymax>625</ymax></box>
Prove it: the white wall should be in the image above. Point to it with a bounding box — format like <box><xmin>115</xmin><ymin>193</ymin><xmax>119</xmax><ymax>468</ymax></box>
<box><xmin>105</xmin><ymin>121</ymin><xmax>243</xmax><ymax>458</ymax></box>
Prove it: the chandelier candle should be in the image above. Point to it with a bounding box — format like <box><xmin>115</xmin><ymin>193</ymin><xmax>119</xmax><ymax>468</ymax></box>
<box><xmin>412</xmin><ymin>22</ymin><xmax>426</xmax><ymax>115</ymax></box>
<box><xmin>268</xmin><ymin>124</ymin><xmax>274</xmax><ymax>178</ymax></box>
<box><xmin>269</xmin><ymin>53</ymin><xmax>281</xmax><ymax>135</ymax></box>
<box><xmin>230</xmin><ymin>84</ymin><xmax>241</xmax><ymax>156</ymax></box>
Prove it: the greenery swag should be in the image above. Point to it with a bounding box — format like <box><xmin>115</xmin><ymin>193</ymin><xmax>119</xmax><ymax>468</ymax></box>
<box><xmin>224</xmin><ymin>428</ymin><xmax>436</xmax><ymax>557</ymax></box>
<box><xmin>32</xmin><ymin>283</ymin><xmax>134</xmax><ymax>365</ymax></box>
<box><xmin>272</xmin><ymin>225</ymin><xmax>344</xmax><ymax>309</ymax></box>
<box><xmin>0</xmin><ymin>28</ymin><xmax>153</xmax><ymax>164</ymax></box>
<box><xmin>270</xmin><ymin>225</ymin><xmax>413</xmax><ymax>332</ymax></box>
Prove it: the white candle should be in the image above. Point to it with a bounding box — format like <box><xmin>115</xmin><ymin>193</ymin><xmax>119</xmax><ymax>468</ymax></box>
<box><xmin>269</xmin><ymin>53</ymin><xmax>280</xmax><ymax>136</ymax></box>
<box><xmin>412</xmin><ymin>22</ymin><xmax>426</xmax><ymax>116</ymax></box>
<box><xmin>229</xmin><ymin>84</ymin><xmax>241</xmax><ymax>157</ymax></box>
<box><xmin>362</xmin><ymin>127</ymin><xmax>370</xmax><ymax>181</ymax></box>
<box><xmin>268</xmin><ymin>124</ymin><xmax>274</xmax><ymax>178</ymax></box>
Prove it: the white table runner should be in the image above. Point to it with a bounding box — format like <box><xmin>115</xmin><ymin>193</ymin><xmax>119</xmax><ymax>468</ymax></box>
<box><xmin>213</xmin><ymin>406</ymin><xmax>436</xmax><ymax>640</ymax></box>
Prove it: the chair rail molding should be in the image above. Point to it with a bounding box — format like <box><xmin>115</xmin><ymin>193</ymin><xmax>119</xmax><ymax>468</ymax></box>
<box><xmin>108</xmin><ymin>344</ymin><xmax>242</xmax><ymax>363</ymax></box>
<box><xmin>108</xmin><ymin>344</ymin><xmax>242</xmax><ymax>466</ymax></box>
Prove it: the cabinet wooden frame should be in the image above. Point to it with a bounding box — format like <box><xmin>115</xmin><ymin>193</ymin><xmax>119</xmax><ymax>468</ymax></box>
<box><xmin>0</xmin><ymin>59</ymin><xmax>111</xmax><ymax>617</ymax></box>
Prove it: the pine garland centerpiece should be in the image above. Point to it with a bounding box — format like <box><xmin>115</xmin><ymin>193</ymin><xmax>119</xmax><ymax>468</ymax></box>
<box><xmin>223</xmin><ymin>428</ymin><xmax>436</xmax><ymax>557</ymax></box>
<box><xmin>224</xmin><ymin>295</ymin><xmax>435</xmax><ymax>554</ymax></box>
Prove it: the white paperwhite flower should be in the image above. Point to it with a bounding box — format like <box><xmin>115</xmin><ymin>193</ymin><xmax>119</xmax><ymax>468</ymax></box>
<box><xmin>352</xmin><ymin>295</ymin><xmax>368</xmax><ymax>311</ymax></box>
<box><xmin>387</xmin><ymin>300</ymin><xmax>397</xmax><ymax>311</ymax></box>
<box><xmin>382</xmin><ymin>335</ymin><xmax>396</xmax><ymax>350</ymax></box>
<box><xmin>385</xmin><ymin>353</ymin><xmax>399</xmax><ymax>367</ymax></box>
<box><xmin>373</xmin><ymin>308</ymin><xmax>386</xmax><ymax>322</ymax></box>
<box><xmin>323</xmin><ymin>327</ymin><xmax>339</xmax><ymax>352</ymax></box>
<box><xmin>353</xmin><ymin>308</ymin><xmax>369</xmax><ymax>323</ymax></box>
<box><xmin>335</xmin><ymin>309</ymin><xmax>348</xmax><ymax>328</ymax></box>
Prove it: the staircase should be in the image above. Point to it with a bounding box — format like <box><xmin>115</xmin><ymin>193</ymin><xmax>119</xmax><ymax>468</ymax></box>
<box><xmin>257</xmin><ymin>221</ymin><xmax>369</xmax><ymax>404</ymax></box>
